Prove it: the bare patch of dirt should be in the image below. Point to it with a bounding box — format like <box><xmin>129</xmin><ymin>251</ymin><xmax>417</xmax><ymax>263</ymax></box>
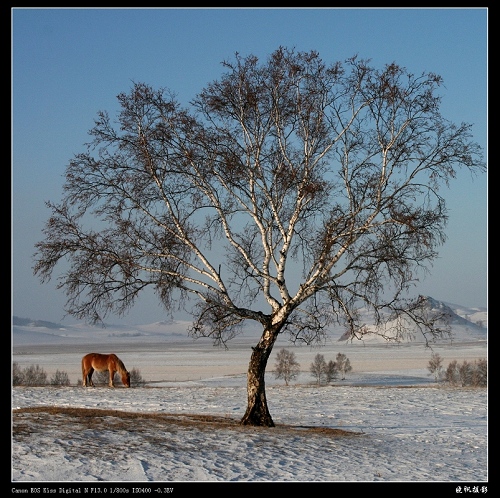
<box><xmin>13</xmin><ymin>406</ymin><xmax>361</xmax><ymax>438</ymax></box>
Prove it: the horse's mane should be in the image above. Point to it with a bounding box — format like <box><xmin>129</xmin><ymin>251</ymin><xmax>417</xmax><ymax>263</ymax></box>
<box><xmin>114</xmin><ymin>356</ymin><xmax>127</xmax><ymax>374</ymax></box>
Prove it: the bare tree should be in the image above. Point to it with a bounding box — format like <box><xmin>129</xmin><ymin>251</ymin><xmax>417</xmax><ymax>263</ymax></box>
<box><xmin>336</xmin><ymin>353</ymin><xmax>352</xmax><ymax>380</ymax></box>
<box><xmin>427</xmin><ymin>352</ymin><xmax>443</xmax><ymax>382</ymax></box>
<box><xmin>471</xmin><ymin>358</ymin><xmax>487</xmax><ymax>387</ymax></box>
<box><xmin>310</xmin><ymin>353</ymin><xmax>327</xmax><ymax>386</ymax></box>
<box><xmin>274</xmin><ymin>348</ymin><xmax>301</xmax><ymax>385</ymax></box>
<box><xmin>33</xmin><ymin>47</ymin><xmax>485</xmax><ymax>426</ymax></box>
<box><xmin>325</xmin><ymin>359</ymin><xmax>338</xmax><ymax>383</ymax></box>
<box><xmin>444</xmin><ymin>360</ymin><xmax>460</xmax><ymax>386</ymax></box>
<box><xmin>444</xmin><ymin>358</ymin><xmax>487</xmax><ymax>387</ymax></box>
<box><xmin>458</xmin><ymin>360</ymin><xmax>473</xmax><ymax>387</ymax></box>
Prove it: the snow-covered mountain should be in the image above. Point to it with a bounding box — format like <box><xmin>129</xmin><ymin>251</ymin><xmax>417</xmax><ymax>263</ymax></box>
<box><xmin>336</xmin><ymin>296</ymin><xmax>487</xmax><ymax>344</ymax></box>
<box><xmin>12</xmin><ymin>296</ymin><xmax>487</xmax><ymax>348</ymax></box>
<box><xmin>439</xmin><ymin>299</ymin><xmax>487</xmax><ymax>329</ymax></box>
<box><xmin>419</xmin><ymin>296</ymin><xmax>486</xmax><ymax>335</ymax></box>
<box><xmin>12</xmin><ymin>316</ymin><xmax>193</xmax><ymax>347</ymax></box>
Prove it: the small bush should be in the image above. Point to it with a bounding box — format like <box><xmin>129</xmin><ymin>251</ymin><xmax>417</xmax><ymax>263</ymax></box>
<box><xmin>50</xmin><ymin>370</ymin><xmax>71</xmax><ymax>386</ymax></box>
<box><xmin>471</xmin><ymin>358</ymin><xmax>487</xmax><ymax>387</ymax></box>
<box><xmin>130</xmin><ymin>368</ymin><xmax>146</xmax><ymax>386</ymax></box>
<box><xmin>83</xmin><ymin>368</ymin><xmax>144</xmax><ymax>386</ymax></box>
<box><xmin>12</xmin><ymin>362</ymin><xmax>24</xmax><ymax>386</ymax></box>
<box><xmin>21</xmin><ymin>364</ymin><xmax>47</xmax><ymax>386</ymax></box>
<box><xmin>93</xmin><ymin>370</ymin><xmax>117</xmax><ymax>385</ymax></box>
<box><xmin>13</xmin><ymin>363</ymin><xmax>72</xmax><ymax>386</ymax></box>
<box><xmin>444</xmin><ymin>358</ymin><xmax>487</xmax><ymax>387</ymax></box>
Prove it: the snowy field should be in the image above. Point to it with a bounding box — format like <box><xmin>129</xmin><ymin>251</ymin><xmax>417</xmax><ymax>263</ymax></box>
<box><xmin>13</xmin><ymin>383</ymin><xmax>487</xmax><ymax>484</ymax></box>
<box><xmin>11</xmin><ymin>314</ymin><xmax>488</xmax><ymax>488</ymax></box>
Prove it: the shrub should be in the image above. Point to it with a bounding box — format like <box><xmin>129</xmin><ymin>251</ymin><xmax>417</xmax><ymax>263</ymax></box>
<box><xmin>82</xmin><ymin>368</ymin><xmax>144</xmax><ymax>386</ymax></box>
<box><xmin>50</xmin><ymin>369</ymin><xmax>71</xmax><ymax>386</ymax></box>
<box><xmin>458</xmin><ymin>360</ymin><xmax>473</xmax><ymax>387</ymax></box>
<box><xmin>21</xmin><ymin>364</ymin><xmax>47</xmax><ymax>386</ymax></box>
<box><xmin>471</xmin><ymin>358</ymin><xmax>487</xmax><ymax>387</ymax></box>
<box><xmin>93</xmin><ymin>370</ymin><xmax>117</xmax><ymax>385</ymax></box>
<box><xmin>12</xmin><ymin>362</ymin><xmax>24</xmax><ymax>386</ymax></box>
<box><xmin>444</xmin><ymin>358</ymin><xmax>487</xmax><ymax>387</ymax></box>
<box><xmin>444</xmin><ymin>360</ymin><xmax>460</xmax><ymax>385</ymax></box>
<box><xmin>130</xmin><ymin>367</ymin><xmax>146</xmax><ymax>386</ymax></box>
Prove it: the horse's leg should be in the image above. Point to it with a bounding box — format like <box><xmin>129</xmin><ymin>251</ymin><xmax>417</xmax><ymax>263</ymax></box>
<box><xmin>88</xmin><ymin>367</ymin><xmax>95</xmax><ymax>387</ymax></box>
<box><xmin>109</xmin><ymin>369</ymin><xmax>115</xmax><ymax>387</ymax></box>
<box><xmin>82</xmin><ymin>360</ymin><xmax>87</xmax><ymax>387</ymax></box>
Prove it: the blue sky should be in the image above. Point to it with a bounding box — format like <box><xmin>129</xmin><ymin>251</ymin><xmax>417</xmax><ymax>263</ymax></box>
<box><xmin>12</xmin><ymin>7</ymin><xmax>487</xmax><ymax>325</ymax></box>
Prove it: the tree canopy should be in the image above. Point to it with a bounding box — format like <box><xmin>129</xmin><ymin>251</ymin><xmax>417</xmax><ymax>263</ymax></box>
<box><xmin>34</xmin><ymin>47</ymin><xmax>485</xmax><ymax>425</ymax></box>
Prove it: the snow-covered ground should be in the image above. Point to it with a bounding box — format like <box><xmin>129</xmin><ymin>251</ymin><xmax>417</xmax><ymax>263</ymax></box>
<box><xmin>11</xmin><ymin>305</ymin><xmax>488</xmax><ymax>486</ymax></box>
<box><xmin>13</xmin><ymin>383</ymin><xmax>486</xmax><ymax>484</ymax></box>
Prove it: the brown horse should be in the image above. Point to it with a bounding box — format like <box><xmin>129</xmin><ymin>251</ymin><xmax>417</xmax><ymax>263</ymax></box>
<box><xmin>81</xmin><ymin>353</ymin><xmax>131</xmax><ymax>388</ymax></box>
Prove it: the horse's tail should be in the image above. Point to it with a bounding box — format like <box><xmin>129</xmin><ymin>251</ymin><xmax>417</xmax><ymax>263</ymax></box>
<box><xmin>81</xmin><ymin>354</ymin><xmax>87</xmax><ymax>384</ymax></box>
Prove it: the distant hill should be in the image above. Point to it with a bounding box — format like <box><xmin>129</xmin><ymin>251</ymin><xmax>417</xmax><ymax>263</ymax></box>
<box><xmin>338</xmin><ymin>296</ymin><xmax>486</xmax><ymax>343</ymax></box>
<box><xmin>12</xmin><ymin>296</ymin><xmax>487</xmax><ymax>347</ymax></box>
<box><xmin>11</xmin><ymin>315</ymin><xmax>194</xmax><ymax>348</ymax></box>
<box><xmin>12</xmin><ymin>316</ymin><xmax>67</xmax><ymax>329</ymax></box>
<box><xmin>425</xmin><ymin>296</ymin><xmax>486</xmax><ymax>329</ymax></box>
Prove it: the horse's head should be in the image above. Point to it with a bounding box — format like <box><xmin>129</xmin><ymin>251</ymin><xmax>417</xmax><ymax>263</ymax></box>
<box><xmin>123</xmin><ymin>370</ymin><xmax>131</xmax><ymax>388</ymax></box>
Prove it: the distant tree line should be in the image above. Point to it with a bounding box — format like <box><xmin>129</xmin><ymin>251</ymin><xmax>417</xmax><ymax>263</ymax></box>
<box><xmin>273</xmin><ymin>349</ymin><xmax>352</xmax><ymax>386</ymax></box>
<box><xmin>12</xmin><ymin>362</ymin><xmax>145</xmax><ymax>387</ymax></box>
<box><xmin>427</xmin><ymin>353</ymin><xmax>487</xmax><ymax>387</ymax></box>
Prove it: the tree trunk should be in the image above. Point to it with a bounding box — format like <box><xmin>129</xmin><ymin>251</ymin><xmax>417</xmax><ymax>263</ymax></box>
<box><xmin>240</xmin><ymin>326</ymin><xmax>279</xmax><ymax>427</ymax></box>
